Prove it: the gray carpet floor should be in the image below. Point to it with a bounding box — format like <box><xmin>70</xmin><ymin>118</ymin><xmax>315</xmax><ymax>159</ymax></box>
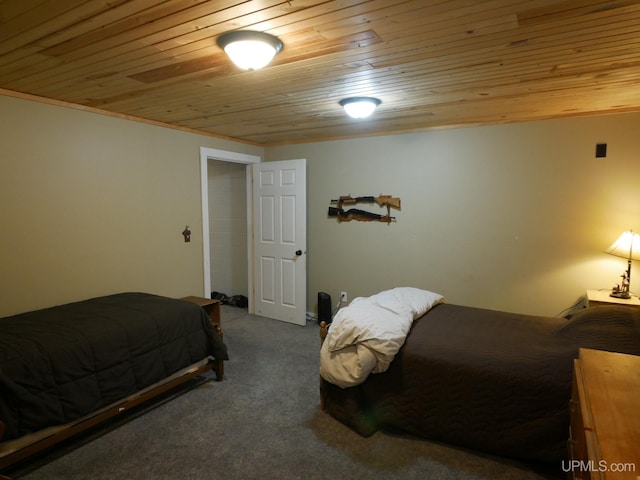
<box><xmin>10</xmin><ymin>307</ymin><xmax>563</xmax><ymax>480</ymax></box>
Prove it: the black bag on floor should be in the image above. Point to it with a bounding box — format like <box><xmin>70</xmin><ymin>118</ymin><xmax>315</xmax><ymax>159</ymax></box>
<box><xmin>227</xmin><ymin>295</ymin><xmax>248</xmax><ymax>308</ymax></box>
<box><xmin>211</xmin><ymin>292</ymin><xmax>247</xmax><ymax>308</ymax></box>
<box><xmin>211</xmin><ymin>291</ymin><xmax>229</xmax><ymax>303</ymax></box>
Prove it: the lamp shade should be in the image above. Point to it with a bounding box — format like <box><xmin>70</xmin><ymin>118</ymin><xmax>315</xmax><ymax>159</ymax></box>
<box><xmin>217</xmin><ymin>31</ymin><xmax>283</xmax><ymax>70</ymax></box>
<box><xmin>339</xmin><ymin>97</ymin><xmax>381</xmax><ymax>119</ymax></box>
<box><xmin>604</xmin><ymin>230</ymin><xmax>640</xmax><ymax>260</ymax></box>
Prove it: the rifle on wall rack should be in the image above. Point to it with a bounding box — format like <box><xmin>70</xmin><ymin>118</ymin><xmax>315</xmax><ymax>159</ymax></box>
<box><xmin>330</xmin><ymin>195</ymin><xmax>401</xmax><ymax>211</ymax></box>
<box><xmin>328</xmin><ymin>194</ymin><xmax>401</xmax><ymax>224</ymax></box>
<box><xmin>327</xmin><ymin>207</ymin><xmax>396</xmax><ymax>223</ymax></box>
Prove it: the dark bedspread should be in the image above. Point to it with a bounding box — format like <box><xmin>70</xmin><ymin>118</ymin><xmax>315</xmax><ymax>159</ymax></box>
<box><xmin>0</xmin><ymin>292</ymin><xmax>228</xmax><ymax>441</ymax></box>
<box><xmin>321</xmin><ymin>303</ymin><xmax>640</xmax><ymax>462</ymax></box>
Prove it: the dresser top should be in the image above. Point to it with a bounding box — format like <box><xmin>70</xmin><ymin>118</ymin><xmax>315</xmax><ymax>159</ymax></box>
<box><xmin>578</xmin><ymin>348</ymin><xmax>640</xmax><ymax>478</ymax></box>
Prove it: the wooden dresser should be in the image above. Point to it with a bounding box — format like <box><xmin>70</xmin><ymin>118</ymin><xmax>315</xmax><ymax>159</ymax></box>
<box><xmin>569</xmin><ymin>348</ymin><xmax>640</xmax><ymax>480</ymax></box>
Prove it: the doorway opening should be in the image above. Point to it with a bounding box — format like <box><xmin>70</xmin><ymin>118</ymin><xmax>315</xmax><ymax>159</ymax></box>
<box><xmin>207</xmin><ymin>160</ymin><xmax>247</xmax><ymax>300</ymax></box>
<box><xmin>199</xmin><ymin>147</ymin><xmax>260</xmax><ymax>311</ymax></box>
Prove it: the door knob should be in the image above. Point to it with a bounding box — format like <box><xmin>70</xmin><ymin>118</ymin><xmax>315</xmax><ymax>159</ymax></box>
<box><xmin>295</xmin><ymin>250</ymin><xmax>302</xmax><ymax>256</ymax></box>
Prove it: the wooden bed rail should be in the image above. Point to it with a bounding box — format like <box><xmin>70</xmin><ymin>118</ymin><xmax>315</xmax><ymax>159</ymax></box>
<box><xmin>0</xmin><ymin>357</ymin><xmax>219</xmax><ymax>476</ymax></box>
<box><xmin>319</xmin><ymin>321</ymin><xmax>330</xmax><ymax>410</ymax></box>
<box><xmin>319</xmin><ymin>321</ymin><xmax>329</xmax><ymax>344</ymax></box>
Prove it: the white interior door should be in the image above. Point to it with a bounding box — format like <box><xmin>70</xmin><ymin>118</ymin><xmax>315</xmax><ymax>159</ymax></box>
<box><xmin>252</xmin><ymin>159</ymin><xmax>306</xmax><ymax>325</ymax></box>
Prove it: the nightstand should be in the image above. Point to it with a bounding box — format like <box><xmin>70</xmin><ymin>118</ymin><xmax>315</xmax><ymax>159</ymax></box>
<box><xmin>181</xmin><ymin>296</ymin><xmax>224</xmax><ymax>380</ymax></box>
<box><xmin>585</xmin><ymin>290</ymin><xmax>640</xmax><ymax>309</ymax></box>
<box><xmin>181</xmin><ymin>296</ymin><xmax>222</xmax><ymax>335</ymax></box>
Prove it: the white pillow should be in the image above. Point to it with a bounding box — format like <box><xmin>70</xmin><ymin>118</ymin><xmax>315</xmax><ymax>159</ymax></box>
<box><xmin>368</xmin><ymin>287</ymin><xmax>445</xmax><ymax>317</ymax></box>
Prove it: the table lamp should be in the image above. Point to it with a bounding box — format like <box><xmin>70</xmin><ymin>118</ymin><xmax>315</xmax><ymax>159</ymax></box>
<box><xmin>604</xmin><ymin>230</ymin><xmax>640</xmax><ymax>298</ymax></box>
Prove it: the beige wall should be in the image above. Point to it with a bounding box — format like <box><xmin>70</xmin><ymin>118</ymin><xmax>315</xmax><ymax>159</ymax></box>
<box><xmin>0</xmin><ymin>94</ymin><xmax>262</xmax><ymax>316</ymax></box>
<box><xmin>3</xmin><ymin>92</ymin><xmax>640</xmax><ymax>319</ymax></box>
<box><xmin>266</xmin><ymin>113</ymin><xmax>640</xmax><ymax>316</ymax></box>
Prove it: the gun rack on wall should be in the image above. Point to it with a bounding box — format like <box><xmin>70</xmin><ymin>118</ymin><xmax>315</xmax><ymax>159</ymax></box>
<box><xmin>328</xmin><ymin>195</ymin><xmax>401</xmax><ymax>224</ymax></box>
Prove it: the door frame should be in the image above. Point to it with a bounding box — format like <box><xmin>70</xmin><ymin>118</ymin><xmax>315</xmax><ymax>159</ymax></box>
<box><xmin>199</xmin><ymin>147</ymin><xmax>260</xmax><ymax>313</ymax></box>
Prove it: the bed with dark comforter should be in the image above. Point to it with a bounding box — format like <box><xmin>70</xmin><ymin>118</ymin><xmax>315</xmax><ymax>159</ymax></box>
<box><xmin>320</xmin><ymin>292</ymin><xmax>640</xmax><ymax>463</ymax></box>
<box><xmin>0</xmin><ymin>292</ymin><xmax>228</xmax><ymax>470</ymax></box>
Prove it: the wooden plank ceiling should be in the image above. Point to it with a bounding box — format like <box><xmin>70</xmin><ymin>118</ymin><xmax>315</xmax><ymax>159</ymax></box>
<box><xmin>1</xmin><ymin>0</ymin><xmax>639</xmax><ymax>146</ymax></box>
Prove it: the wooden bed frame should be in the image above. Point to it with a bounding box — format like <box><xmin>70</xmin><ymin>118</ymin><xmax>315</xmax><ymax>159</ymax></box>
<box><xmin>319</xmin><ymin>321</ymin><xmax>329</xmax><ymax>410</ymax></box>
<box><xmin>0</xmin><ymin>358</ymin><xmax>219</xmax><ymax>473</ymax></box>
<box><xmin>0</xmin><ymin>296</ymin><xmax>225</xmax><ymax>478</ymax></box>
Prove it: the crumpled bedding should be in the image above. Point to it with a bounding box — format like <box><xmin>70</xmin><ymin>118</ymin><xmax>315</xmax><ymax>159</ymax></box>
<box><xmin>320</xmin><ymin>287</ymin><xmax>444</xmax><ymax>387</ymax></box>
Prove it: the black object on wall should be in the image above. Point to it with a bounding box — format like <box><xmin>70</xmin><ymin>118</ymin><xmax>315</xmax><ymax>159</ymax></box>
<box><xmin>595</xmin><ymin>143</ymin><xmax>607</xmax><ymax>158</ymax></box>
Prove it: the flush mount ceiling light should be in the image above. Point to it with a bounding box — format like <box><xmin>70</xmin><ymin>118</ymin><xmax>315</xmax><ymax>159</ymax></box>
<box><xmin>217</xmin><ymin>30</ymin><xmax>283</xmax><ymax>70</ymax></box>
<box><xmin>339</xmin><ymin>97</ymin><xmax>381</xmax><ymax>119</ymax></box>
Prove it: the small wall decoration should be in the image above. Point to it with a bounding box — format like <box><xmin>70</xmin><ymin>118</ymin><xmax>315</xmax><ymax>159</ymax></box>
<box><xmin>328</xmin><ymin>195</ymin><xmax>401</xmax><ymax>224</ymax></box>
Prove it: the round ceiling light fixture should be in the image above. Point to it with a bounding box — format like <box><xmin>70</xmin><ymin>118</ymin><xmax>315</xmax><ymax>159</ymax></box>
<box><xmin>339</xmin><ymin>97</ymin><xmax>381</xmax><ymax>119</ymax></box>
<box><xmin>217</xmin><ymin>30</ymin><xmax>283</xmax><ymax>70</ymax></box>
